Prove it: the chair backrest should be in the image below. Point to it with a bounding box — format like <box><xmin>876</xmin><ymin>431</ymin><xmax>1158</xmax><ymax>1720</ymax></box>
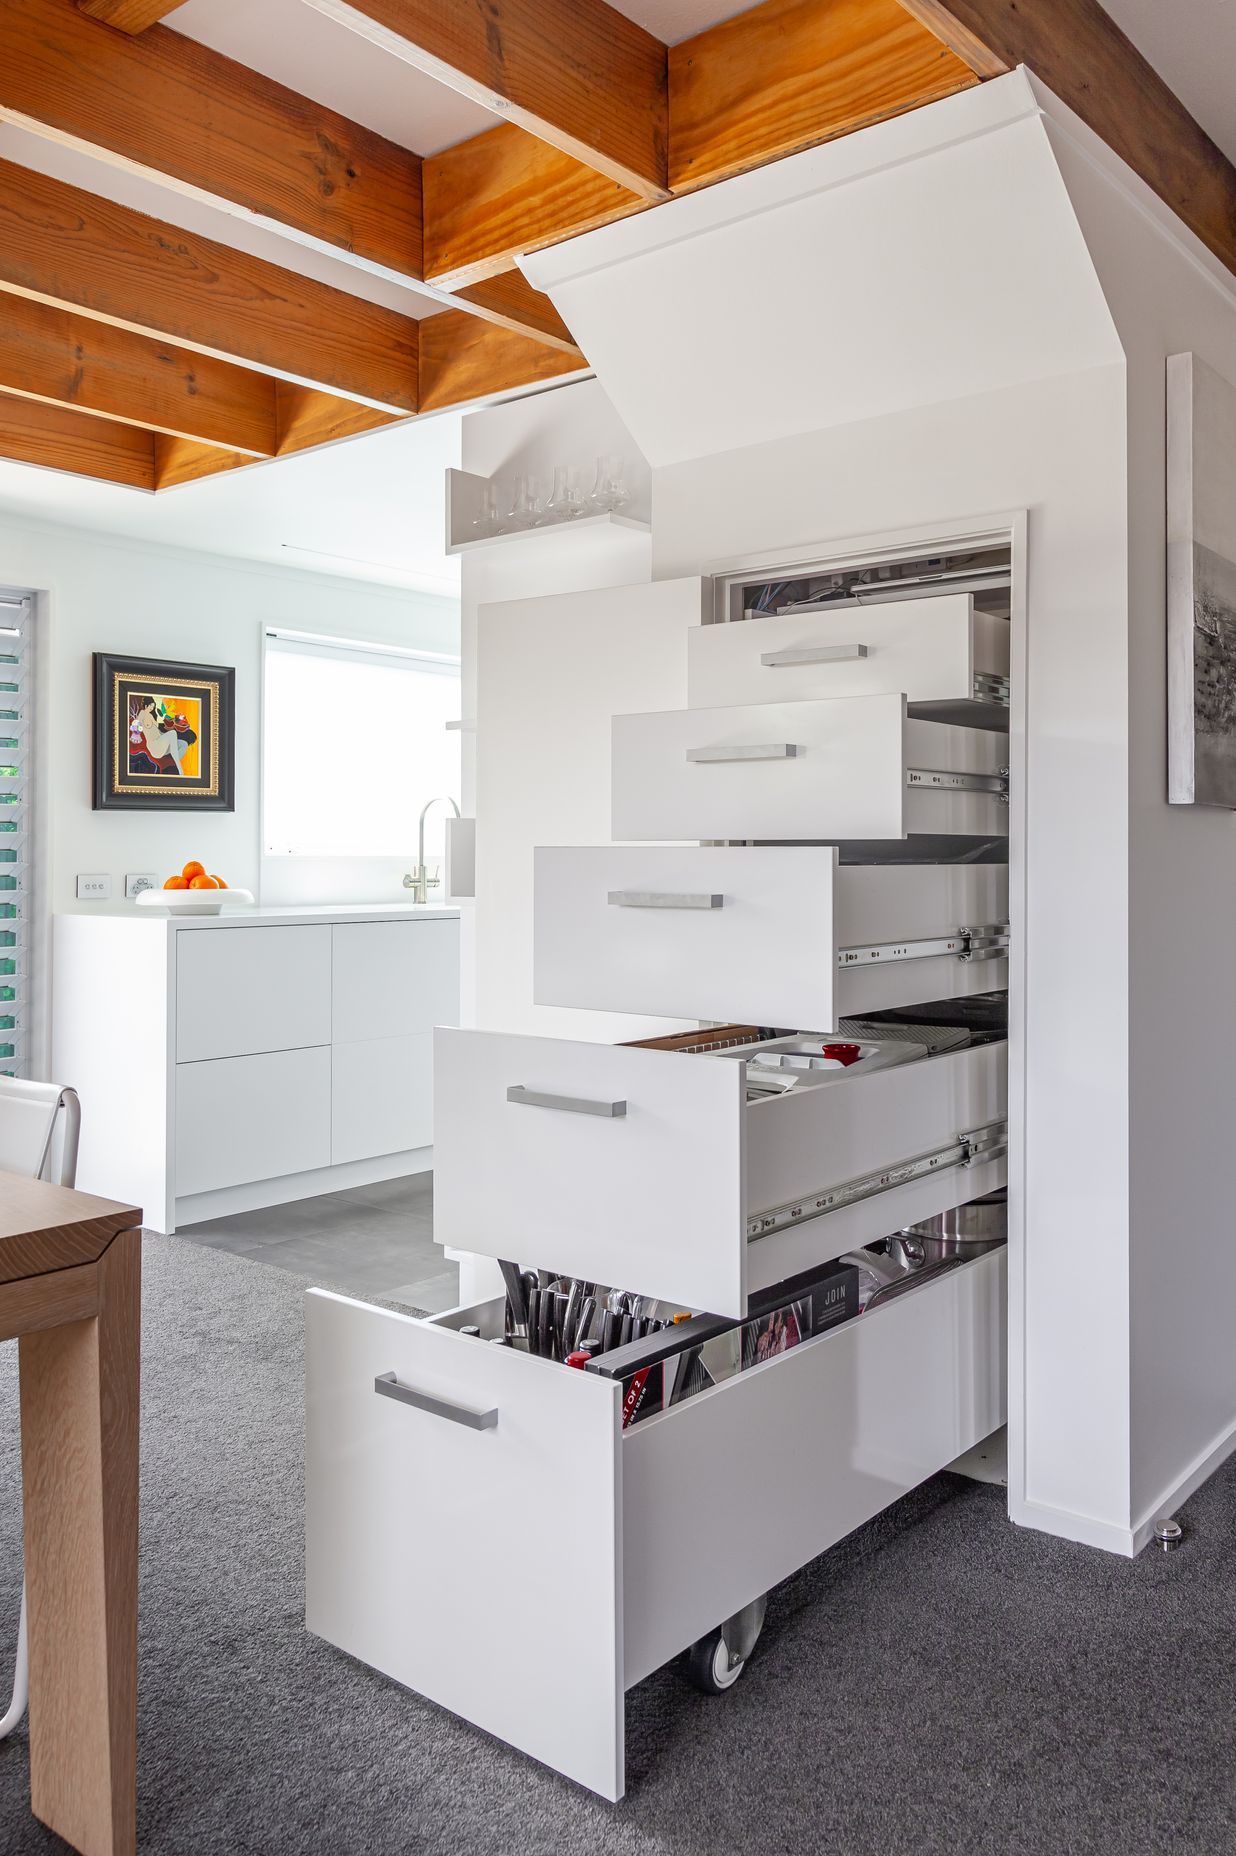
<box><xmin>0</xmin><ymin>1077</ymin><xmax>80</xmax><ymax>1188</ymax></box>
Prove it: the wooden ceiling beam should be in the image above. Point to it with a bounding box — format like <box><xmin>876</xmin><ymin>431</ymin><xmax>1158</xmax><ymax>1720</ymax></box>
<box><xmin>422</xmin><ymin>0</ymin><xmax>979</xmax><ymax>288</ymax></box>
<box><xmin>0</xmin><ymin>292</ymin><xmax>279</xmax><ymax>454</ymax></box>
<box><xmin>2</xmin><ymin>0</ymin><xmax>422</xmax><ymax>278</ymax></box>
<box><xmin>452</xmin><ymin>272</ymin><xmax>580</xmax><ymax>357</ymax></box>
<box><xmin>153</xmin><ymin>387</ymin><xmax>399</xmax><ymax>489</ymax></box>
<box><xmin>0</xmin><ymin>157</ymin><xmax>419</xmax><ymax>413</ymax></box>
<box><xmin>669</xmin><ymin>0</ymin><xmax>979</xmax><ymax>193</ymax></box>
<box><xmin>301</xmin><ymin>0</ymin><xmax>668</xmax><ymax>200</ymax></box>
<box><xmin>424</xmin><ymin>124</ymin><xmax>643</xmax><ymax>291</ymax></box>
<box><xmin>0</xmin><ymin>391</ymin><xmax>155</xmax><ymax>489</ymax></box>
<box><xmin>897</xmin><ymin>0</ymin><xmax>1236</xmax><ymax>281</ymax></box>
<box><xmin>77</xmin><ymin>0</ymin><xmax>190</xmax><ymax>30</ymax></box>
<box><xmin>418</xmin><ymin>311</ymin><xmax>588</xmax><ymax>414</ymax></box>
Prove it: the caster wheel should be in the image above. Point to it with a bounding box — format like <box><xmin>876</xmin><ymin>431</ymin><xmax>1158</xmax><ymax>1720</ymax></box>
<box><xmin>686</xmin><ymin>1627</ymin><xmax>749</xmax><ymax>1695</ymax></box>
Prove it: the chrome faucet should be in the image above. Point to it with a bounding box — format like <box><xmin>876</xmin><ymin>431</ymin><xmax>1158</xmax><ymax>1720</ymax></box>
<box><xmin>405</xmin><ymin>795</ymin><xmax>461</xmax><ymax>902</ymax></box>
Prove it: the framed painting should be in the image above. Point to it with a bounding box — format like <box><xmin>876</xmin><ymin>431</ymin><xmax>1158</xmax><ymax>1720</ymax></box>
<box><xmin>92</xmin><ymin>653</ymin><xmax>235</xmax><ymax>811</ymax></box>
<box><xmin>1167</xmin><ymin>352</ymin><xmax>1236</xmax><ymax>807</ymax></box>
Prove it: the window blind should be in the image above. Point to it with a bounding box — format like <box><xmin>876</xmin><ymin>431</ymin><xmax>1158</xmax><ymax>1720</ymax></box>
<box><xmin>0</xmin><ymin>593</ymin><xmax>31</xmax><ymax>1077</ymax></box>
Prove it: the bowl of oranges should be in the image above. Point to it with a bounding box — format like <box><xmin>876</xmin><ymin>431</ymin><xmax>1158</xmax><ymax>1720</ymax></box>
<box><xmin>135</xmin><ymin>861</ymin><xmax>254</xmax><ymax>916</ymax></box>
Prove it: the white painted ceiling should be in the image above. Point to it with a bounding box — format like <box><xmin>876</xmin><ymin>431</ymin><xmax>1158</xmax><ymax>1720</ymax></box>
<box><xmin>1100</xmin><ymin>0</ymin><xmax>1236</xmax><ymax>166</ymax></box>
<box><xmin>169</xmin><ymin>0</ymin><xmax>754</xmax><ymax>155</ymax></box>
<box><xmin>169</xmin><ymin>0</ymin><xmax>1236</xmax><ymax>171</ymax></box>
<box><xmin>0</xmin><ymin>0</ymin><xmax>1230</xmax><ymax>593</ymax></box>
<box><xmin>0</xmin><ymin>410</ymin><xmax>464</xmax><ymax>598</ymax></box>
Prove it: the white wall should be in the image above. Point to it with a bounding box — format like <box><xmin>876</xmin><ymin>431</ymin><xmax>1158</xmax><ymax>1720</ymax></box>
<box><xmin>459</xmin><ymin>379</ymin><xmax>653</xmax><ymax>1030</ymax></box>
<box><xmin>0</xmin><ymin>512</ymin><xmax>458</xmax><ymax>916</ymax></box>
<box><xmin>1044</xmin><ymin>104</ymin><xmax>1236</xmax><ymax>1536</ymax></box>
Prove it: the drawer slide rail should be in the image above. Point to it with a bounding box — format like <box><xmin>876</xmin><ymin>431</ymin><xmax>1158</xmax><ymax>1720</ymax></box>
<box><xmin>837</xmin><ymin>922</ymin><xmax>1010</xmax><ymax>970</ymax></box>
<box><xmin>746</xmin><ymin>1119</ymin><xmax>1008</xmax><ymax>1244</ymax></box>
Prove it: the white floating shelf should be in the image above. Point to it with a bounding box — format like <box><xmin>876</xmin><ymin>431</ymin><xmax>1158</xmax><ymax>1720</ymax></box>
<box><xmin>447</xmin><ymin>511</ymin><xmax>650</xmax><ymax>556</ymax></box>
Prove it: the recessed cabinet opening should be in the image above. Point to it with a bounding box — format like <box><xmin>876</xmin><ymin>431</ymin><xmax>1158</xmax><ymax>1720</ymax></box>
<box><xmin>718</xmin><ymin>540</ymin><xmax>1012</xmax><ymax>625</ymax></box>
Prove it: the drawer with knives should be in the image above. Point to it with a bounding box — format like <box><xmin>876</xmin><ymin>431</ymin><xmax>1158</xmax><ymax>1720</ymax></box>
<box><xmin>534</xmin><ymin>845</ymin><xmax>1008</xmax><ymax>1028</ymax></box>
<box><xmin>305</xmin><ymin>1243</ymin><xmax>1006</xmax><ymax>1801</ymax></box>
<box><xmin>611</xmin><ymin>693</ymin><xmax>1008</xmax><ymax>845</ymax></box>
<box><xmin>433</xmin><ymin>1020</ymin><xmax>1007</xmax><ymax>1318</ymax></box>
<box><xmin>687</xmin><ymin>591</ymin><xmax>1010</xmax><ymax>723</ymax></box>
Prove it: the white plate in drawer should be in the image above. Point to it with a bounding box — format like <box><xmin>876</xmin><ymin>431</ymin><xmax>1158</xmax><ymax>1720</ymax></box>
<box><xmin>688</xmin><ymin>592</ymin><xmax>1009</xmax><ymax>715</ymax></box>
<box><xmin>306</xmin><ymin>1248</ymin><xmax>1006</xmax><ymax>1800</ymax></box>
<box><xmin>611</xmin><ymin>693</ymin><xmax>1008</xmax><ymax>843</ymax></box>
<box><xmin>534</xmin><ymin>845</ymin><xmax>1008</xmax><ymax>1027</ymax></box>
<box><xmin>434</xmin><ymin>1026</ymin><xmax>1006</xmax><ymax>1316</ymax></box>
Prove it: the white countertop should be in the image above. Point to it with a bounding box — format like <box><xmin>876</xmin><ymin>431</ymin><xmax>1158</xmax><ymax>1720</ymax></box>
<box><xmin>56</xmin><ymin>902</ymin><xmax>461</xmax><ymax>930</ymax></box>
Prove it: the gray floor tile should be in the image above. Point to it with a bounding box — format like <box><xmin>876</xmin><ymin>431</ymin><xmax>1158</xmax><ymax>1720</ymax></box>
<box><xmin>175</xmin><ymin>1175</ymin><xmax>458</xmax><ymax>1305</ymax></box>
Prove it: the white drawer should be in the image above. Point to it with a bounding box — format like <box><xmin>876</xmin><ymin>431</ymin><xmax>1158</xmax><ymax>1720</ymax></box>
<box><xmin>611</xmin><ymin>694</ymin><xmax>1008</xmax><ymax>844</ymax></box>
<box><xmin>331</xmin><ymin>919</ymin><xmax>459</xmax><ymax>1045</ymax></box>
<box><xmin>330</xmin><ymin>1032</ymin><xmax>433</xmax><ymax>1165</ymax></box>
<box><xmin>688</xmin><ymin>592</ymin><xmax>1010</xmax><ymax>716</ymax></box>
<box><xmin>433</xmin><ymin>1026</ymin><xmax>1006</xmax><ymax>1317</ymax></box>
<box><xmin>176</xmin><ymin>1046</ymin><xmax>331</xmax><ymax>1194</ymax></box>
<box><xmin>177</xmin><ymin>925</ymin><xmax>331</xmax><ymax>1062</ymax></box>
<box><xmin>306</xmin><ymin>1247</ymin><xmax>1006</xmax><ymax>1801</ymax></box>
<box><xmin>534</xmin><ymin>846</ymin><xmax>1008</xmax><ymax>1027</ymax></box>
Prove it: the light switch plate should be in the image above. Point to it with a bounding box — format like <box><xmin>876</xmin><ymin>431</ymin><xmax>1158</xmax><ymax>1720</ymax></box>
<box><xmin>125</xmin><ymin>872</ymin><xmax>160</xmax><ymax>899</ymax></box>
<box><xmin>76</xmin><ymin>873</ymin><xmax>112</xmax><ymax>900</ymax></box>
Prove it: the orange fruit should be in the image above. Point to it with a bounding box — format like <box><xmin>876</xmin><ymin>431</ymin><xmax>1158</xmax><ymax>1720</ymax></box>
<box><xmin>163</xmin><ymin>875</ymin><xmax>189</xmax><ymax>890</ymax></box>
<box><xmin>210</xmin><ymin>874</ymin><xmax>228</xmax><ymax>889</ymax></box>
<box><xmin>189</xmin><ymin>874</ymin><xmax>219</xmax><ymax>890</ymax></box>
<box><xmin>182</xmin><ymin>860</ymin><xmax>206</xmax><ymax>881</ymax></box>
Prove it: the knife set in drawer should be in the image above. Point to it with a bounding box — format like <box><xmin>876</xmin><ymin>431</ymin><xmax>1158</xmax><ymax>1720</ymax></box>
<box><xmin>589</xmin><ymin>1256</ymin><xmax>861</xmax><ymax>1428</ymax></box>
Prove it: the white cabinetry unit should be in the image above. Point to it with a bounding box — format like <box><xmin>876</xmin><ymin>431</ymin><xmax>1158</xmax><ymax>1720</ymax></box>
<box><xmin>52</xmin><ymin>905</ymin><xmax>459</xmax><ymax>1232</ymax></box>
<box><xmin>307</xmin><ymin>539</ymin><xmax>1012</xmax><ymax>1799</ymax></box>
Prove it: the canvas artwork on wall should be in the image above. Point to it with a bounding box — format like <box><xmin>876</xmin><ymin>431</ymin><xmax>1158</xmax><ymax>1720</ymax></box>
<box><xmin>1167</xmin><ymin>352</ymin><xmax>1236</xmax><ymax>807</ymax></box>
<box><xmin>92</xmin><ymin>653</ymin><xmax>235</xmax><ymax>811</ymax></box>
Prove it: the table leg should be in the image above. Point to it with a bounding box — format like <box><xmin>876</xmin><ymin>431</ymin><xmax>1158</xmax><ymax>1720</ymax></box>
<box><xmin>19</xmin><ymin>1226</ymin><xmax>140</xmax><ymax>1856</ymax></box>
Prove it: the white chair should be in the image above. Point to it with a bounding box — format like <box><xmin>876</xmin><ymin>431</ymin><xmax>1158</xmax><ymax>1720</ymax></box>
<box><xmin>0</xmin><ymin>1078</ymin><xmax>81</xmax><ymax>1742</ymax></box>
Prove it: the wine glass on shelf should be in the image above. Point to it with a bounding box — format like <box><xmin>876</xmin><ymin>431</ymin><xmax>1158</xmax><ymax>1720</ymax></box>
<box><xmin>589</xmin><ymin>454</ymin><xmax>629</xmax><ymax>515</ymax></box>
<box><xmin>545</xmin><ymin>464</ymin><xmax>586</xmax><ymax>522</ymax></box>
<box><xmin>471</xmin><ymin>479</ymin><xmax>500</xmax><ymax>538</ymax></box>
<box><xmin>507</xmin><ymin>473</ymin><xmax>543</xmax><ymax>529</ymax></box>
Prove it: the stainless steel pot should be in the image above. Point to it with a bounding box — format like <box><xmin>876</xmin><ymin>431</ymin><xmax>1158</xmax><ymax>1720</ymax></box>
<box><xmin>899</xmin><ymin>1190</ymin><xmax>1007</xmax><ymax>1261</ymax></box>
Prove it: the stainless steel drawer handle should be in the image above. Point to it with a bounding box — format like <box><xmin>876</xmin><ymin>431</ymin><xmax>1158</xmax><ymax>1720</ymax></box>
<box><xmin>374</xmin><ymin>1372</ymin><xmax>498</xmax><ymax>1432</ymax></box>
<box><xmin>760</xmin><ymin>643</ymin><xmax>869</xmax><ymax>667</ymax></box>
<box><xmin>686</xmin><ymin>743</ymin><xmax>802</xmax><ymax>763</ymax></box>
<box><xmin>506</xmin><ymin>1084</ymin><xmax>627</xmax><ymax>1118</ymax></box>
<box><xmin>607</xmin><ymin>890</ymin><xmax>724</xmax><ymax>910</ymax></box>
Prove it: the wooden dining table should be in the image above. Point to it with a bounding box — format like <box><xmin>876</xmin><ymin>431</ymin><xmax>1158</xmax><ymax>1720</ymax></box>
<box><xmin>0</xmin><ymin>1170</ymin><xmax>141</xmax><ymax>1856</ymax></box>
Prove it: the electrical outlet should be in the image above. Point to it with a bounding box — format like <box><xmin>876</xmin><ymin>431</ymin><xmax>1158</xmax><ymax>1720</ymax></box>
<box><xmin>125</xmin><ymin>872</ymin><xmax>159</xmax><ymax>899</ymax></box>
<box><xmin>76</xmin><ymin>873</ymin><xmax>112</xmax><ymax>901</ymax></box>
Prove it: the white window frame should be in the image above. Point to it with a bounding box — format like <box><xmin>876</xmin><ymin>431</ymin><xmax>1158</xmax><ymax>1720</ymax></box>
<box><xmin>260</xmin><ymin>626</ymin><xmax>462</xmax><ymax>863</ymax></box>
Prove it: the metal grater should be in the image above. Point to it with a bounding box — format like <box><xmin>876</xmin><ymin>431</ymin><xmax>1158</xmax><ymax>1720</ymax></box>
<box><xmin>837</xmin><ymin>1018</ymin><xmax>971</xmax><ymax>1055</ymax></box>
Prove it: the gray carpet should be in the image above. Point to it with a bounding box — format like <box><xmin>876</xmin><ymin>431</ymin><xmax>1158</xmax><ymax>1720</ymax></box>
<box><xmin>2</xmin><ymin>1234</ymin><xmax>1235</xmax><ymax>1855</ymax></box>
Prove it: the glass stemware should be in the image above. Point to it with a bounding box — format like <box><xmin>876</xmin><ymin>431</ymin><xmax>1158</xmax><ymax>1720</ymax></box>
<box><xmin>546</xmin><ymin>464</ymin><xmax>587</xmax><ymax>522</ymax></box>
<box><xmin>507</xmin><ymin>473</ymin><xmax>544</xmax><ymax>529</ymax></box>
<box><xmin>589</xmin><ymin>454</ymin><xmax>629</xmax><ymax>514</ymax></box>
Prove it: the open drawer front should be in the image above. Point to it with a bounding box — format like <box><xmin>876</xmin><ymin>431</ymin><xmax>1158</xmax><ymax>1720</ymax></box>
<box><xmin>534</xmin><ymin>845</ymin><xmax>1008</xmax><ymax>1027</ymax></box>
<box><xmin>434</xmin><ymin>1025</ymin><xmax>1007</xmax><ymax>1317</ymax></box>
<box><xmin>305</xmin><ymin>1248</ymin><xmax>1007</xmax><ymax>1801</ymax></box>
<box><xmin>611</xmin><ymin>692</ymin><xmax>1008</xmax><ymax>845</ymax></box>
<box><xmin>687</xmin><ymin>590</ymin><xmax>1010</xmax><ymax>725</ymax></box>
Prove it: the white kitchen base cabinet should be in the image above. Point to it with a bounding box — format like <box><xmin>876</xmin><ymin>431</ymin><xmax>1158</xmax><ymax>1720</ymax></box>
<box><xmin>52</xmin><ymin>905</ymin><xmax>459</xmax><ymax>1231</ymax></box>
<box><xmin>305</xmin><ymin>1246</ymin><xmax>1007</xmax><ymax>1801</ymax></box>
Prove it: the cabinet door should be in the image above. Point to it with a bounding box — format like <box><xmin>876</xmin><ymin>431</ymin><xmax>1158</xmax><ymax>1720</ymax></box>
<box><xmin>176</xmin><ymin>1046</ymin><xmax>331</xmax><ymax>1194</ymax></box>
<box><xmin>331</xmin><ymin>919</ymin><xmax>459</xmax><ymax>1044</ymax></box>
<box><xmin>331</xmin><ymin>1034</ymin><xmax>433</xmax><ymax>1164</ymax></box>
<box><xmin>177</xmin><ymin>926</ymin><xmax>331</xmax><ymax>1062</ymax></box>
